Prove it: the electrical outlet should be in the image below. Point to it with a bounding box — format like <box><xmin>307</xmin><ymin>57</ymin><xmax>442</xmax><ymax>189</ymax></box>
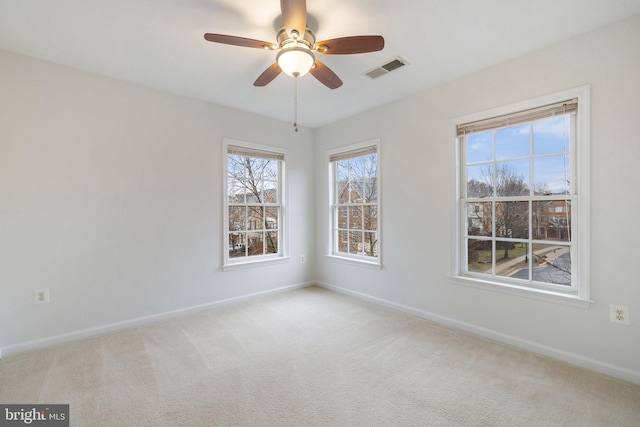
<box><xmin>300</xmin><ymin>255</ymin><xmax>305</xmax><ymax>263</ymax></box>
<box><xmin>34</xmin><ymin>288</ymin><xmax>50</xmax><ymax>304</ymax></box>
<box><xmin>610</xmin><ymin>304</ymin><xmax>629</xmax><ymax>325</ymax></box>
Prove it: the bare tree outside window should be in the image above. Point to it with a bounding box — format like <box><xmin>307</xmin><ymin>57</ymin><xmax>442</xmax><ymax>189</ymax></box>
<box><xmin>332</xmin><ymin>146</ymin><xmax>379</xmax><ymax>260</ymax></box>
<box><xmin>226</xmin><ymin>146</ymin><xmax>282</xmax><ymax>262</ymax></box>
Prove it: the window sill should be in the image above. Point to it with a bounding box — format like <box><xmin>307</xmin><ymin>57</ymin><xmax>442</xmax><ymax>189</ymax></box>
<box><xmin>448</xmin><ymin>275</ymin><xmax>594</xmax><ymax>308</ymax></box>
<box><xmin>222</xmin><ymin>256</ymin><xmax>290</xmax><ymax>272</ymax></box>
<box><xmin>326</xmin><ymin>255</ymin><xmax>382</xmax><ymax>270</ymax></box>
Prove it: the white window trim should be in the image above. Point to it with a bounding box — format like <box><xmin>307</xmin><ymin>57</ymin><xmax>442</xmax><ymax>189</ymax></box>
<box><xmin>222</xmin><ymin>138</ymin><xmax>289</xmax><ymax>271</ymax></box>
<box><xmin>325</xmin><ymin>253</ymin><xmax>383</xmax><ymax>270</ymax></box>
<box><xmin>449</xmin><ymin>86</ymin><xmax>592</xmax><ymax>306</ymax></box>
<box><xmin>327</xmin><ymin>139</ymin><xmax>382</xmax><ymax>269</ymax></box>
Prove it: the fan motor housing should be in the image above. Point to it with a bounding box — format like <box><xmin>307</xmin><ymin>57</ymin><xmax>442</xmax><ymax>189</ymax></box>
<box><xmin>277</xmin><ymin>27</ymin><xmax>316</xmax><ymax>49</ymax></box>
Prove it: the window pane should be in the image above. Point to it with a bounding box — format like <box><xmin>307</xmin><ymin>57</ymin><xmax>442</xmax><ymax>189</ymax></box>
<box><xmin>533</xmin><ymin>155</ymin><xmax>570</xmax><ymax>195</ymax></box>
<box><xmin>336</xmin><ymin>161</ymin><xmax>349</xmax><ymax>204</ymax></box>
<box><xmin>363</xmin><ymin>205</ymin><xmax>378</xmax><ymax>231</ymax></box>
<box><xmin>532</xmin><ymin>245</ymin><xmax>571</xmax><ymax>286</ymax></box>
<box><xmin>508</xmin><ymin>243</ymin><xmax>531</xmax><ymax>281</ymax></box>
<box><xmin>338</xmin><ymin>231</ymin><xmax>348</xmax><ymax>253</ymax></box>
<box><xmin>350</xmin><ymin>154</ymin><xmax>376</xmax><ymax>178</ymax></box>
<box><xmin>496</xmin><ymin>124</ymin><xmax>530</xmax><ymax>160</ymax></box>
<box><xmin>228</xmin><ymin>206</ymin><xmax>246</xmax><ymax>231</ymax></box>
<box><xmin>548</xmin><ymin>211</ymin><xmax>571</xmax><ymax>241</ymax></box>
<box><xmin>532</xmin><ymin>201</ymin><xmax>546</xmax><ymax>240</ymax></box>
<box><xmin>262</xmin><ymin>160</ymin><xmax>278</xmax><ymax>181</ymax></box>
<box><xmin>350</xmin><ymin>154</ymin><xmax>378</xmax><ymax>203</ymax></box>
<box><xmin>466</xmin><ymin>202</ymin><xmax>492</xmax><ymax>237</ymax></box>
<box><xmin>245</xmin><ymin>183</ymin><xmax>261</xmax><ymax>203</ymax></box>
<box><xmin>265</xmin><ymin>207</ymin><xmax>278</xmax><ymax>230</ymax></box>
<box><xmin>533</xmin><ymin>116</ymin><xmax>570</xmax><ymax>156</ymax></box>
<box><xmin>467</xmin><ymin>239</ymin><xmax>493</xmax><ymax>274</ymax></box>
<box><xmin>351</xmin><ymin>177</ymin><xmax>377</xmax><ymax>203</ymax></box>
<box><xmin>227</xmin><ymin>154</ymin><xmax>246</xmax><ymax>177</ymax></box>
<box><xmin>348</xmin><ymin>165</ymin><xmax>363</xmax><ymax>203</ymax></box>
<box><xmin>495</xmin><ymin>240</ymin><xmax>520</xmax><ymax>264</ymax></box>
<box><xmin>229</xmin><ymin>233</ymin><xmax>246</xmax><ymax>258</ymax></box>
<box><xmin>349</xmin><ymin>231</ymin><xmax>362</xmax><ymax>255</ymax></box>
<box><xmin>467</xmin><ymin>164</ymin><xmax>494</xmax><ymax>198</ymax></box>
<box><xmin>495</xmin><ymin>201</ymin><xmax>528</xmax><ymax>239</ymax></box>
<box><xmin>338</xmin><ymin>206</ymin><xmax>348</xmax><ymax>228</ymax></box>
<box><xmin>247</xmin><ymin>232</ymin><xmax>264</xmax><ymax>256</ymax></box>
<box><xmin>495</xmin><ymin>161</ymin><xmax>529</xmax><ymax>197</ymax></box>
<box><xmin>363</xmin><ymin>232</ymin><xmax>378</xmax><ymax>257</ymax></box>
<box><xmin>262</xmin><ymin>180</ymin><xmax>278</xmax><ymax>203</ymax></box>
<box><xmin>265</xmin><ymin>231</ymin><xmax>278</xmax><ymax>254</ymax></box>
<box><xmin>496</xmin><ymin>241</ymin><xmax>530</xmax><ymax>278</ymax></box>
<box><xmin>466</xmin><ymin>131</ymin><xmax>493</xmax><ymax>164</ymax></box>
<box><xmin>228</xmin><ymin>178</ymin><xmax>245</xmax><ymax>204</ymax></box>
<box><xmin>247</xmin><ymin>206</ymin><xmax>263</xmax><ymax>230</ymax></box>
<box><xmin>532</xmin><ymin>201</ymin><xmax>571</xmax><ymax>242</ymax></box>
<box><xmin>366</xmin><ymin>176</ymin><xmax>378</xmax><ymax>203</ymax></box>
<box><xmin>349</xmin><ymin>207</ymin><xmax>362</xmax><ymax>230</ymax></box>
<box><xmin>250</xmin><ymin>158</ymin><xmax>269</xmax><ymax>179</ymax></box>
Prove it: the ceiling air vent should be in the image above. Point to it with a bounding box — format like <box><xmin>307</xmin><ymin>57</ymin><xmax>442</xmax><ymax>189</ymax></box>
<box><xmin>364</xmin><ymin>57</ymin><xmax>408</xmax><ymax>79</ymax></box>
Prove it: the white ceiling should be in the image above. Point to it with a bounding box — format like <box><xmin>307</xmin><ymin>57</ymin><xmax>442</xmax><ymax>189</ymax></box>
<box><xmin>1</xmin><ymin>0</ymin><xmax>639</xmax><ymax>128</ymax></box>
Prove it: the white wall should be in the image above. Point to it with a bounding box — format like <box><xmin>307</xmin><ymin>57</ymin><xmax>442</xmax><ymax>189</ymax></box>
<box><xmin>315</xmin><ymin>14</ymin><xmax>640</xmax><ymax>382</ymax></box>
<box><xmin>0</xmin><ymin>50</ymin><xmax>315</xmax><ymax>354</ymax></box>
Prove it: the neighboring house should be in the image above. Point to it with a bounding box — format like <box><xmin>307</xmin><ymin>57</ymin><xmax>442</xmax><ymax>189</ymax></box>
<box><xmin>534</xmin><ymin>200</ymin><xmax>572</xmax><ymax>241</ymax></box>
<box><xmin>228</xmin><ymin>188</ymin><xmax>279</xmax><ymax>256</ymax></box>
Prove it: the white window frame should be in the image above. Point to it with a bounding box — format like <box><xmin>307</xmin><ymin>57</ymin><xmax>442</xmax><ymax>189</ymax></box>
<box><xmin>222</xmin><ymin>138</ymin><xmax>289</xmax><ymax>271</ymax></box>
<box><xmin>327</xmin><ymin>139</ymin><xmax>382</xmax><ymax>269</ymax></box>
<box><xmin>450</xmin><ymin>86</ymin><xmax>591</xmax><ymax>307</ymax></box>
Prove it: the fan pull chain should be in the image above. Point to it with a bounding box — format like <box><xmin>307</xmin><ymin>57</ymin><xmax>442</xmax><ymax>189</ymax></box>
<box><xmin>293</xmin><ymin>75</ymin><xmax>299</xmax><ymax>132</ymax></box>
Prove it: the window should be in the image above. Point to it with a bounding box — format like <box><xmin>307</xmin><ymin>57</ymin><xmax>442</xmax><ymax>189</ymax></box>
<box><xmin>329</xmin><ymin>142</ymin><xmax>380</xmax><ymax>265</ymax></box>
<box><xmin>453</xmin><ymin>87</ymin><xmax>590</xmax><ymax>303</ymax></box>
<box><xmin>224</xmin><ymin>141</ymin><xmax>286</xmax><ymax>268</ymax></box>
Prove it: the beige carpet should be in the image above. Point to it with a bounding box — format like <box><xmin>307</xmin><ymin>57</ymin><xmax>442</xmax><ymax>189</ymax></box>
<box><xmin>1</xmin><ymin>286</ymin><xmax>639</xmax><ymax>426</ymax></box>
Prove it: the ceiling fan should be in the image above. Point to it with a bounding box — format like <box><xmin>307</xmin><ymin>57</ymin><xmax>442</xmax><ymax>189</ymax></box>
<box><xmin>203</xmin><ymin>0</ymin><xmax>385</xmax><ymax>90</ymax></box>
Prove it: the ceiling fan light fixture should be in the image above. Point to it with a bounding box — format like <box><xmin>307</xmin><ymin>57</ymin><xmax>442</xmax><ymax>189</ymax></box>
<box><xmin>204</xmin><ymin>1</ymin><xmax>383</xmax><ymax>91</ymax></box>
<box><xmin>277</xmin><ymin>45</ymin><xmax>315</xmax><ymax>77</ymax></box>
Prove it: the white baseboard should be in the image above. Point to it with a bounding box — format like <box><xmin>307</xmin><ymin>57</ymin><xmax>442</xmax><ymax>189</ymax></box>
<box><xmin>1</xmin><ymin>281</ymin><xmax>314</xmax><ymax>358</ymax></box>
<box><xmin>316</xmin><ymin>281</ymin><xmax>640</xmax><ymax>386</ymax></box>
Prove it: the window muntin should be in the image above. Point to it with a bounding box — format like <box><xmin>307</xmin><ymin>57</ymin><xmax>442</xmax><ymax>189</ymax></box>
<box><xmin>330</xmin><ymin>144</ymin><xmax>380</xmax><ymax>262</ymax></box>
<box><xmin>460</xmin><ymin>103</ymin><xmax>577</xmax><ymax>292</ymax></box>
<box><xmin>225</xmin><ymin>143</ymin><xmax>284</xmax><ymax>265</ymax></box>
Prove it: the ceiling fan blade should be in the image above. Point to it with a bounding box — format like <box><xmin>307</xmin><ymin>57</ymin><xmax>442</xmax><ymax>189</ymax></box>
<box><xmin>281</xmin><ymin>0</ymin><xmax>307</xmax><ymax>38</ymax></box>
<box><xmin>314</xmin><ymin>36</ymin><xmax>384</xmax><ymax>54</ymax></box>
<box><xmin>204</xmin><ymin>34</ymin><xmax>277</xmax><ymax>50</ymax></box>
<box><xmin>254</xmin><ymin>63</ymin><xmax>283</xmax><ymax>87</ymax></box>
<box><xmin>310</xmin><ymin>60</ymin><xmax>343</xmax><ymax>89</ymax></box>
